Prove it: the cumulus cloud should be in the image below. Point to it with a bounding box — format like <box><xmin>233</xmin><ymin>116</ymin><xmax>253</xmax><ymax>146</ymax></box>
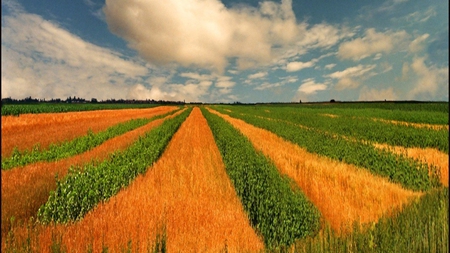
<box><xmin>327</xmin><ymin>64</ymin><xmax>376</xmax><ymax>90</ymax></box>
<box><xmin>327</xmin><ymin>64</ymin><xmax>376</xmax><ymax>79</ymax></box>
<box><xmin>103</xmin><ymin>0</ymin><xmax>349</xmax><ymax>73</ymax></box>
<box><xmin>248</xmin><ymin>71</ymin><xmax>268</xmax><ymax>79</ymax></box>
<box><xmin>1</xmin><ymin>10</ymin><xmax>149</xmax><ymax>100</ymax></box>
<box><xmin>358</xmin><ymin>87</ymin><xmax>398</xmax><ymax>101</ymax></box>
<box><xmin>408</xmin><ymin>57</ymin><xmax>449</xmax><ymax>99</ymax></box>
<box><xmin>324</xmin><ymin>63</ymin><xmax>336</xmax><ymax>70</ymax></box>
<box><xmin>103</xmin><ymin>0</ymin><xmax>304</xmax><ymax>73</ymax></box>
<box><xmin>286</xmin><ymin>60</ymin><xmax>315</xmax><ymax>72</ymax></box>
<box><xmin>338</xmin><ymin>28</ymin><xmax>408</xmax><ymax>61</ymax></box>
<box><xmin>297</xmin><ymin>78</ymin><xmax>327</xmax><ymax>94</ymax></box>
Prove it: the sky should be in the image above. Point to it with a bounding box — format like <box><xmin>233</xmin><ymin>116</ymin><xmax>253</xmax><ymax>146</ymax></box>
<box><xmin>1</xmin><ymin>0</ymin><xmax>448</xmax><ymax>103</ymax></box>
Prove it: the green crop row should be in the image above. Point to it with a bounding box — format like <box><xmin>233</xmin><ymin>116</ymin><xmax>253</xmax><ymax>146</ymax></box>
<box><xmin>294</xmin><ymin>187</ymin><xmax>448</xmax><ymax>252</ymax></box>
<box><xmin>219</xmin><ymin>105</ymin><xmax>449</xmax><ymax>154</ymax></box>
<box><xmin>1</xmin><ymin>109</ymin><xmax>179</xmax><ymax>170</ymax></box>
<box><xmin>1</xmin><ymin>103</ymin><xmax>163</xmax><ymax>116</ymax></box>
<box><xmin>201</xmin><ymin>108</ymin><xmax>320</xmax><ymax>249</ymax></box>
<box><xmin>212</xmin><ymin>106</ymin><xmax>440</xmax><ymax>192</ymax></box>
<box><xmin>37</xmin><ymin>108</ymin><xmax>192</xmax><ymax>224</ymax></box>
<box><xmin>278</xmin><ymin>102</ymin><xmax>448</xmax><ymax>113</ymax></box>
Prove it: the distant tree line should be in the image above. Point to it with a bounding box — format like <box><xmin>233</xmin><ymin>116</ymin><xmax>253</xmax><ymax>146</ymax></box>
<box><xmin>1</xmin><ymin>96</ymin><xmax>185</xmax><ymax>105</ymax></box>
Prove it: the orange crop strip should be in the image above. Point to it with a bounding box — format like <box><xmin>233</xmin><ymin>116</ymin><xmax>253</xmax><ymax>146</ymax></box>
<box><xmin>1</xmin><ymin>109</ymin><xmax>185</xmax><ymax>238</ymax></box>
<box><xmin>373</xmin><ymin>143</ymin><xmax>448</xmax><ymax>187</ymax></box>
<box><xmin>207</xmin><ymin>108</ymin><xmax>421</xmax><ymax>234</ymax></box>
<box><xmin>7</xmin><ymin>107</ymin><xmax>263</xmax><ymax>252</ymax></box>
<box><xmin>1</xmin><ymin>106</ymin><xmax>178</xmax><ymax>157</ymax></box>
<box><xmin>372</xmin><ymin>118</ymin><xmax>449</xmax><ymax>131</ymax></box>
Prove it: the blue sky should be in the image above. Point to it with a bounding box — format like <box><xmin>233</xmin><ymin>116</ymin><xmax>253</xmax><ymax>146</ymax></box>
<box><xmin>1</xmin><ymin>0</ymin><xmax>448</xmax><ymax>103</ymax></box>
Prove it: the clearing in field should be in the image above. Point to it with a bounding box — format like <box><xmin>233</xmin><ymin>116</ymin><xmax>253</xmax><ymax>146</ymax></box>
<box><xmin>207</xmin><ymin>108</ymin><xmax>422</xmax><ymax>233</ymax></box>
<box><xmin>8</xmin><ymin>107</ymin><xmax>263</xmax><ymax>252</ymax></box>
<box><xmin>1</xmin><ymin>109</ymin><xmax>185</xmax><ymax>238</ymax></box>
<box><xmin>1</xmin><ymin>106</ymin><xmax>178</xmax><ymax>157</ymax></box>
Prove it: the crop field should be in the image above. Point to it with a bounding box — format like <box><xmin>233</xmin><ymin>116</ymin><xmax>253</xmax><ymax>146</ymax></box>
<box><xmin>1</xmin><ymin>103</ymin><xmax>448</xmax><ymax>252</ymax></box>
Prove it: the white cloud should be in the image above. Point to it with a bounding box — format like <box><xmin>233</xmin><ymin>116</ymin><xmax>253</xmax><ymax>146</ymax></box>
<box><xmin>358</xmin><ymin>87</ymin><xmax>398</xmax><ymax>101</ymax></box>
<box><xmin>335</xmin><ymin>78</ymin><xmax>360</xmax><ymax>90</ymax></box>
<box><xmin>248</xmin><ymin>71</ymin><xmax>268</xmax><ymax>79</ymax></box>
<box><xmin>103</xmin><ymin>0</ymin><xmax>303</xmax><ymax>73</ymax></box>
<box><xmin>297</xmin><ymin>78</ymin><xmax>327</xmax><ymax>94</ymax></box>
<box><xmin>286</xmin><ymin>60</ymin><xmax>315</xmax><ymax>72</ymax></box>
<box><xmin>408</xmin><ymin>57</ymin><xmax>449</xmax><ymax>99</ymax></box>
<box><xmin>327</xmin><ymin>64</ymin><xmax>376</xmax><ymax>90</ymax></box>
<box><xmin>409</xmin><ymin>34</ymin><xmax>429</xmax><ymax>53</ymax></box>
<box><xmin>103</xmin><ymin>0</ymin><xmax>352</xmax><ymax>73</ymax></box>
<box><xmin>324</xmin><ymin>63</ymin><xmax>336</xmax><ymax>70</ymax></box>
<box><xmin>327</xmin><ymin>65</ymin><xmax>376</xmax><ymax>79</ymax></box>
<box><xmin>337</xmin><ymin>28</ymin><xmax>408</xmax><ymax>61</ymax></box>
<box><xmin>215</xmin><ymin>80</ymin><xmax>236</xmax><ymax>88</ymax></box>
<box><xmin>254</xmin><ymin>82</ymin><xmax>283</xmax><ymax>90</ymax></box>
<box><xmin>1</xmin><ymin>11</ymin><xmax>149</xmax><ymax>100</ymax></box>
<box><xmin>180</xmin><ymin>72</ymin><xmax>213</xmax><ymax>81</ymax></box>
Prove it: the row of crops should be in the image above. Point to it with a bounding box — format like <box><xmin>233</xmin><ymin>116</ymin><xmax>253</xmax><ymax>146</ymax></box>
<box><xmin>1</xmin><ymin>103</ymin><xmax>162</xmax><ymax>116</ymax></box>
<box><xmin>252</xmin><ymin>102</ymin><xmax>449</xmax><ymax>124</ymax></box>
<box><xmin>202</xmin><ymin>108</ymin><xmax>320</xmax><ymax>249</ymax></box>
<box><xmin>211</xmin><ymin>106</ymin><xmax>441</xmax><ymax>191</ymax></box>
<box><xmin>2</xmin><ymin>104</ymin><xmax>448</xmax><ymax>251</ymax></box>
<box><xmin>37</xmin><ymin>108</ymin><xmax>191</xmax><ymax>223</ymax></box>
<box><xmin>1</xmin><ymin>110</ymin><xmax>177</xmax><ymax>170</ymax></box>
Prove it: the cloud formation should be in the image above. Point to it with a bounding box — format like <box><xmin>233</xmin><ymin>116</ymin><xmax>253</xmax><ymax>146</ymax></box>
<box><xmin>103</xmin><ymin>0</ymin><xmax>302</xmax><ymax>73</ymax></box>
<box><xmin>1</xmin><ymin>11</ymin><xmax>149</xmax><ymax>100</ymax></box>
<box><xmin>358</xmin><ymin>87</ymin><xmax>398</xmax><ymax>101</ymax></box>
<box><xmin>297</xmin><ymin>78</ymin><xmax>327</xmax><ymax>94</ymax></box>
<box><xmin>286</xmin><ymin>60</ymin><xmax>315</xmax><ymax>72</ymax></box>
<box><xmin>408</xmin><ymin>57</ymin><xmax>448</xmax><ymax>99</ymax></box>
<box><xmin>338</xmin><ymin>28</ymin><xmax>408</xmax><ymax>61</ymax></box>
<box><xmin>327</xmin><ymin>64</ymin><xmax>376</xmax><ymax>90</ymax></box>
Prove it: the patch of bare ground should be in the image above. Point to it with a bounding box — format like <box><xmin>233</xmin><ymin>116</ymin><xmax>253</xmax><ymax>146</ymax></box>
<box><xmin>373</xmin><ymin>118</ymin><xmax>449</xmax><ymax>130</ymax></box>
<box><xmin>373</xmin><ymin>143</ymin><xmax>448</xmax><ymax>187</ymax></box>
<box><xmin>1</xmin><ymin>106</ymin><xmax>178</xmax><ymax>157</ymax></box>
<box><xmin>10</xmin><ymin>107</ymin><xmax>263</xmax><ymax>252</ymax></box>
<box><xmin>1</xmin><ymin>109</ymin><xmax>185</xmax><ymax>238</ymax></box>
<box><xmin>207</xmin><ymin>108</ymin><xmax>421</xmax><ymax>234</ymax></box>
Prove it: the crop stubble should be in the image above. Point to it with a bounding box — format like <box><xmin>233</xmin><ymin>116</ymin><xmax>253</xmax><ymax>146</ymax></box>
<box><xmin>1</xmin><ymin>106</ymin><xmax>178</xmax><ymax>157</ymax></box>
<box><xmin>14</xmin><ymin>107</ymin><xmax>263</xmax><ymax>252</ymax></box>
<box><xmin>207</xmin><ymin>108</ymin><xmax>421</xmax><ymax>233</ymax></box>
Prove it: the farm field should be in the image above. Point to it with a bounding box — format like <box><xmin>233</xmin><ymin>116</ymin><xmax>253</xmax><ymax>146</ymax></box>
<box><xmin>1</xmin><ymin>102</ymin><xmax>448</xmax><ymax>252</ymax></box>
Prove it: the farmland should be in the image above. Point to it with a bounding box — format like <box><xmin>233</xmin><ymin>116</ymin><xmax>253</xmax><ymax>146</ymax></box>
<box><xmin>1</xmin><ymin>102</ymin><xmax>448</xmax><ymax>252</ymax></box>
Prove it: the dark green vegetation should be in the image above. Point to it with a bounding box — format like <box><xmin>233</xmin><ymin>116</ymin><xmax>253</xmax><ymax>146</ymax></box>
<box><xmin>217</xmin><ymin>104</ymin><xmax>449</xmax><ymax>153</ymax></box>
<box><xmin>255</xmin><ymin>102</ymin><xmax>448</xmax><ymax>124</ymax></box>
<box><xmin>1</xmin><ymin>103</ymin><xmax>162</xmax><ymax>116</ymax></box>
<box><xmin>202</xmin><ymin>108</ymin><xmax>320</xmax><ymax>249</ymax></box>
<box><xmin>212</xmin><ymin>105</ymin><xmax>440</xmax><ymax>191</ymax></box>
<box><xmin>1</xmin><ymin>110</ymin><xmax>179</xmax><ymax>170</ymax></box>
<box><xmin>37</xmin><ymin>108</ymin><xmax>192</xmax><ymax>223</ymax></box>
<box><xmin>294</xmin><ymin>188</ymin><xmax>448</xmax><ymax>252</ymax></box>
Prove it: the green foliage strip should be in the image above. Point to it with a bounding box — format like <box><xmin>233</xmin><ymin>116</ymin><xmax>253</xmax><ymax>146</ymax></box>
<box><xmin>2</xmin><ymin>109</ymin><xmax>180</xmax><ymax>170</ymax></box>
<box><xmin>37</xmin><ymin>108</ymin><xmax>192</xmax><ymax>224</ymax></box>
<box><xmin>202</xmin><ymin>107</ymin><xmax>320</xmax><ymax>249</ymax></box>
<box><xmin>213</xmin><ymin>106</ymin><xmax>439</xmax><ymax>191</ymax></box>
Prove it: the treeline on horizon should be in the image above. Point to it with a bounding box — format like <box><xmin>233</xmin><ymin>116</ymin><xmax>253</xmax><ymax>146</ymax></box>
<box><xmin>2</xmin><ymin>96</ymin><xmax>448</xmax><ymax>106</ymax></box>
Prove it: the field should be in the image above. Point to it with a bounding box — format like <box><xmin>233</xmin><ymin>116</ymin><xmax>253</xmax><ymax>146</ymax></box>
<box><xmin>1</xmin><ymin>102</ymin><xmax>448</xmax><ymax>252</ymax></box>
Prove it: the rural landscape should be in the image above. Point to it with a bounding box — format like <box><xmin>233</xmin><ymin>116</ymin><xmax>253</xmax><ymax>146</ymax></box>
<box><xmin>1</xmin><ymin>101</ymin><xmax>448</xmax><ymax>252</ymax></box>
